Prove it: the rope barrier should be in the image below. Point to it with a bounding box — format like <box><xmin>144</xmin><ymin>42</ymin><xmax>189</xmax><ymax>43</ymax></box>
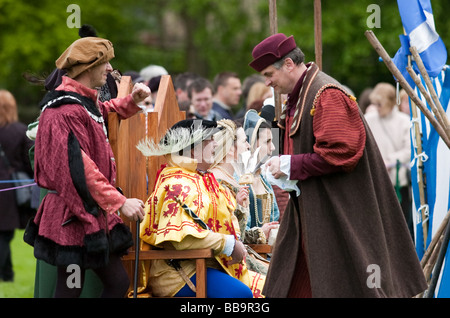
<box><xmin>0</xmin><ymin>182</ymin><xmax>37</xmax><ymax>192</ymax></box>
<box><xmin>0</xmin><ymin>179</ymin><xmax>35</xmax><ymax>184</ymax></box>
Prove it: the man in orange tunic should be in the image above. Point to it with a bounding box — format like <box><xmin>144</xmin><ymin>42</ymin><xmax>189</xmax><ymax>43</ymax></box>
<box><xmin>137</xmin><ymin>119</ymin><xmax>265</xmax><ymax>297</ymax></box>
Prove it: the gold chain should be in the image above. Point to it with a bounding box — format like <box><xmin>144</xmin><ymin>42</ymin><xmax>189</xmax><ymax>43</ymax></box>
<box><xmin>250</xmin><ymin>180</ymin><xmax>274</xmax><ymax>227</ymax></box>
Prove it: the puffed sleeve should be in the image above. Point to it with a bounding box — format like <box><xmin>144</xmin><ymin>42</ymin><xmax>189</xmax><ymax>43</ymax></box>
<box><xmin>81</xmin><ymin>150</ymin><xmax>126</xmax><ymax>214</ymax></box>
<box><xmin>312</xmin><ymin>88</ymin><xmax>366</xmax><ymax>172</ymax></box>
<box><xmin>99</xmin><ymin>94</ymin><xmax>141</xmax><ymax>119</ymax></box>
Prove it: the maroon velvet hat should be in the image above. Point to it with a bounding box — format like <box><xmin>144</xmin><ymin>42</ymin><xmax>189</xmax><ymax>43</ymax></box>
<box><xmin>249</xmin><ymin>33</ymin><xmax>297</xmax><ymax>72</ymax></box>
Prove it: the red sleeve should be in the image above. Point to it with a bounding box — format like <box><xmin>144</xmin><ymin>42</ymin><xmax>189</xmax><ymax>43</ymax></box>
<box><xmin>100</xmin><ymin>95</ymin><xmax>141</xmax><ymax>119</ymax></box>
<box><xmin>312</xmin><ymin>88</ymin><xmax>366</xmax><ymax>172</ymax></box>
<box><xmin>290</xmin><ymin>153</ymin><xmax>343</xmax><ymax>181</ymax></box>
<box><xmin>81</xmin><ymin>150</ymin><xmax>126</xmax><ymax>214</ymax></box>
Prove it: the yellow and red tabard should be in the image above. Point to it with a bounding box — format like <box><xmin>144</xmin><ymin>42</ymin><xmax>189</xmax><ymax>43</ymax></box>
<box><xmin>140</xmin><ymin>159</ymin><xmax>265</xmax><ymax>297</ymax></box>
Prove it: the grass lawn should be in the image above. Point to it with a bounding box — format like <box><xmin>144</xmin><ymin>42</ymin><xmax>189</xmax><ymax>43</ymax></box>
<box><xmin>0</xmin><ymin>229</ymin><xmax>36</xmax><ymax>298</ymax></box>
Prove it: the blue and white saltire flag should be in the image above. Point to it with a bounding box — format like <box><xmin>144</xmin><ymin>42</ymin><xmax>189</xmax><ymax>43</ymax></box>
<box><xmin>393</xmin><ymin>0</ymin><xmax>447</xmax><ymax>87</ymax></box>
<box><xmin>392</xmin><ymin>0</ymin><xmax>449</xmax><ymax>298</ymax></box>
<box><xmin>410</xmin><ymin>68</ymin><xmax>450</xmax><ymax>298</ymax></box>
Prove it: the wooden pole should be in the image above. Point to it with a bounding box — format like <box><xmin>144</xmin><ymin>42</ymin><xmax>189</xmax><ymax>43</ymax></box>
<box><xmin>268</xmin><ymin>0</ymin><xmax>277</xmax><ymax>35</ymax></box>
<box><xmin>364</xmin><ymin>30</ymin><xmax>450</xmax><ymax>148</ymax></box>
<box><xmin>409</xmin><ymin>46</ymin><xmax>450</xmax><ymax>140</ymax></box>
<box><xmin>400</xmin><ymin>29</ymin><xmax>429</xmax><ymax>252</ymax></box>
<box><xmin>425</xmin><ymin>211</ymin><xmax>450</xmax><ymax>297</ymax></box>
<box><xmin>407</xmin><ymin>66</ymin><xmax>448</xmax><ymax>139</ymax></box>
<box><xmin>314</xmin><ymin>0</ymin><xmax>322</xmax><ymax>70</ymax></box>
<box><xmin>419</xmin><ymin>209</ymin><xmax>450</xmax><ymax>297</ymax></box>
<box><xmin>406</xmin><ymin>68</ymin><xmax>429</xmax><ymax>249</ymax></box>
<box><xmin>406</xmin><ymin>66</ymin><xmax>429</xmax><ymax>251</ymax></box>
<box><xmin>269</xmin><ymin>0</ymin><xmax>282</xmax><ymax>123</ymax></box>
<box><xmin>421</xmin><ymin>209</ymin><xmax>450</xmax><ymax>271</ymax></box>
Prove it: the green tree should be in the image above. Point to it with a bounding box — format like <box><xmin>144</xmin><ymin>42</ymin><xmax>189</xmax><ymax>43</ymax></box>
<box><xmin>1</xmin><ymin>0</ymin><xmax>449</xmax><ymax>124</ymax></box>
<box><xmin>0</xmin><ymin>0</ymin><xmax>153</xmax><ymax>123</ymax></box>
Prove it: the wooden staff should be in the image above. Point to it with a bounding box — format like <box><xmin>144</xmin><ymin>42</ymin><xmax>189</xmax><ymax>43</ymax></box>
<box><xmin>421</xmin><ymin>209</ymin><xmax>450</xmax><ymax>275</ymax></box>
<box><xmin>407</xmin><ymin>66</ymin><xmax>446</xmax><ymax>129</ymax></box>
<box><xmin>364</xmin><ymin>30</ymin><xmax>450</xmax><ymax>149</ymax></box>
<box><xmin>400</xmin><ymin>28</ymin><xmax>429</xmax><ymax>250</ymax></box>
<box><xmin>314</xmin><ymin>0</ymin><xmax>322</xmax><ymax>70</ymax></box>
<box><xmin>268</xmin><ymin>0</ymin><xmax>277</xmax><ymax>35</ymax></box>
<box><xmin>406</xmin><ymin>65</ymin><xmax>429</xmax><ymax>250</ymax></box>
<box><xmin>409</xmin><ymin>46</ymin><xmax>450</xmax><ymax>140</ymax></box>
<box><xmin>425</xmin><ymin>209</ymin><xmax>450</xmax><ymax>297</ymax></box>
<box><xmin>269</xmin><ymin>0</ymin><xmax>282</xmax><ymax>123</ymax></box>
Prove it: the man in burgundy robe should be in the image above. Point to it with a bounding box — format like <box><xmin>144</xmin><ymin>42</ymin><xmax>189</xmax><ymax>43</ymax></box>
<box><xmin>24</xmin><ymin>36</ymin><xmax>149</xmax><ymax>297</ymax></box>
<box><xmin>249</xmin><ymin>33</ymin><xmax>427</xmax><ymax>297</ymax></box>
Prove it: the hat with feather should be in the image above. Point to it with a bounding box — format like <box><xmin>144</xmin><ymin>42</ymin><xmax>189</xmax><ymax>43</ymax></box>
<box><xmin>136</xmin><ymin>119</ymin><xmax>220</xmax><ymax>157</ymax></box>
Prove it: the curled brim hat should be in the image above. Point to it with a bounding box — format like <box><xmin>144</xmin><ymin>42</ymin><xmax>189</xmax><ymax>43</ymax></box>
<box><xmin>136</xmin><ymin>119</ymin><xmax>220</xmax><ymax>157</ymax></box>
<box><xmin>56</xmin><ymin>37</ymin><xmax>114</xmax><ymax>78</ymax></box>
<box><xmin>249</xmin><ymin>33</ymin><xmax>296</xmax><ymax>72</ymax></box>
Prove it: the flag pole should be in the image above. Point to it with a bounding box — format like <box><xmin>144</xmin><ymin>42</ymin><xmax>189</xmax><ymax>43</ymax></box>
<box><xmin>420</xmin><ymin>209</ymin><xmax>450</xmax><ymax>288</ymax></box>
<box><xmin>403</xmin><ymin>25</ymin><xmax>428</xmax><ymax>252</ymax></box>
<box><xmin>364</xmin><ymin>30</ymin><xmax>450</xmax><ymax>148</ymax></box>
<box><xmin>409</xmin><ymin>46</ymin><xmax>450</xmax><ymax>140</ymax></box>
<box><xmin>425</xmin><ymin>211</ymin><xmax>450</xmax><ymax>297</ymax></box>
<box><xmin>407</xmin><ymin>72</ymin><xmax>429</xmax><ymax>250</ymax></box>
<box><xmin>407</xmin><ymin>66</ymin><xmax>446</xmax><ymax>132</ymax></box>
<box><xmin>268</xmin><ymin>0</ymin><xmax>278</xmax><ymax>35</ymax></box>
<box><xmin>405</xmin><ymin>54</ymin><xmax>428</xmax><ymax>252</ymax></box>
